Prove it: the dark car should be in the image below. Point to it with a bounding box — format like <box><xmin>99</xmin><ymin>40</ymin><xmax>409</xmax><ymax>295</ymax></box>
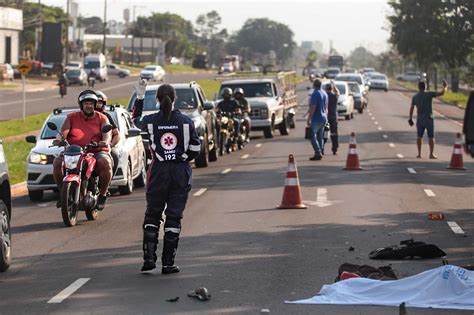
<box><xmin>0</xmin><ymin>139</ymin><xmax>12</xmax><ymax>272</ymax></box>
<box><xmin>127</xmin><ymin>82</ymin><xmax>218</xmax><ymax>168</ymax></box>
<box><xmin>66</xmin><ymin>68</ymin><xmax>88</xmax><ymax>85</ymax></box>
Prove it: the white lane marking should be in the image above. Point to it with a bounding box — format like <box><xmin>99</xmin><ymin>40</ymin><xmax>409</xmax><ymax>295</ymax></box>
<box><xmin>241</xmin><ymin>154</ymin><xmax>250</xmax><ymax>159</ymax></box>
<box><xmin>221</xmin><ymin>168</ymin><xmax>232</xmax><ymax>174</ymax></box>
<box><xmin>371</xmin><ymin>117</ymin><xmax>375</xmax><ymax>120</ymax></box>
<box><xmin>38</xmin><ymin>202</ymin><xmax>55</xmax><ymax>208</ymax></box>
<box><xmin>389</xmin><ymin>143</ymin><xmax>395</xmax><ymax>148</ymax></box>
<box><xmin>368</xmin><ymin>112</ymin><xmax>373</xmax><ymax>116</ymax></box>
<box><xmin>304</xmin><ymin>188</ymin><xmax>334</xmax><ymax>207</ymax></box>
<box><xmin>47</xmin><ymin>278</ymin><xmax>90</xmax><ymax>304</ymax></box>
<box><xmin>424</xmin><ymin>189</ymin><xmax>436</xmax><ymax>197</ymax></box>
<box><xmin>193</xmin><ymin>188</ymin><xmax>207</xmax><ymax>197</ymax></box>
<box><xmin>383</xmin><ymin>134</ymin><xmax>388</xmax><ymax>139</ymax></box>
<box><xmin>374</xmin><ymin>121</ymin><xmax>379</xmax><ymax>125</ymax></box>
<box><xmin>447</xmin><ymin>221</ymin><xmax>465</xmax><ymax>235</ymax></box>
<box><xmin>407</xmin><ymin>168</ymin><xmax>416</xmax><ymax>174</ymax></box>
<box><xmin>256</xmin><ymin>144</ymin><xmax>263</xmax><ymax>148</ymax></box>
<box><xmin>397</xmin><ymin>154</ymin><xmax>404</xmax><ymax>159</ymax></box>
<box><xmin>377</xmin><ymin>127</ymin><xmax>382</xmax><ymax>131</ymax></box>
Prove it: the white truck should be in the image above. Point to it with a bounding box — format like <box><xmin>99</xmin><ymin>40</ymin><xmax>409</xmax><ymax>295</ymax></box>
<box><xmin>217</xmin><ymin>71</ymin><xmax>298</xmax><ymax>138</ymax></box>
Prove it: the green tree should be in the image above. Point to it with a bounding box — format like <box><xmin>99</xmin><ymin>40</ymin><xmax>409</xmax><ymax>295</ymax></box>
<box><xmin>78</xmin><ymin>16</ymin><xmax>104</xmax><ymax>34</ymax></box>
<box><xmin>194</xmin><ymin>11</ymin><xmax>226</xmax><ymax>66</ymax></box>
<box><xmin>347</xmin><ymin>46</ymin><xmax>379</xmax><ymax>70</ymax></box>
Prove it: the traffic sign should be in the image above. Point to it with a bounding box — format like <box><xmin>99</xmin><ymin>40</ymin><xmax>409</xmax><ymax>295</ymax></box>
<box><xmin>17</xmin><ymin>60</ymin><xmax>32</xmax><ymax>77</ymax></box>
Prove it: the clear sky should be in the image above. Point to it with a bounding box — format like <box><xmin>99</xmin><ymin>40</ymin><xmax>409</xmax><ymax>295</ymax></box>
<box><xmin>37</xmin><ymin>0</ymin><xmax>392</xmax><ymax>55</ymax></box>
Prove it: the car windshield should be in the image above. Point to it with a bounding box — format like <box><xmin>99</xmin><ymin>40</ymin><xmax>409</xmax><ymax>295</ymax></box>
<box><xmin>84</xmin><ymin>61</ymin><xmax>100</xmax><ymax>69</ymax></box>
<box><xmin>67</xmin><ymin>70</ymin><xmax>80</xmax><ymax>76</ymax></box>
<box><xmin>219</xmin><ymin>83</ymin><xmax>274</xmax><ymax>98</ymax></box>
<box><xmin>144</xmin><ymin>66</ymin><xmax>156</xmax><ymax>71</ymax></box>
<box><xmin>41</xmin><ymin>115</ymin><xmax>67</xmax><ymax>139</ymax></box>
<box><xmin>335</xmin><ymin>83</ymin><xmax>346</xmax><ymax>94</ymax></box>
<box><xmin>337</xmin><ymin>75</ymin><xmax>362</xmax><ymax>85</ymax></box>
<box><xmin>128</xmin><ymin>88</ymin><xmax>197</xmax><ymax>111</ymax></box>
<box><xmin>327</xmin><ymin>69</ymin><xmax>339</xmax><ymax>74</ymax></box>
<box><xmin>372</xmin><ymin>75</ymin><xmax>386</xmax><ymax>80</ymax></box>
<box><xmin>348</xmin><ymin>83</ymin><xmax>360</xmax><ymax>93</ymax></box>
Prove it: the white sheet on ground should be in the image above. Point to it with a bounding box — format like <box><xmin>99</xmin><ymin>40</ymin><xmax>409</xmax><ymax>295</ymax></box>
<box><xmin>286</xmin><ymin>265</ymin><xmax>474</xmax><ymax>310</ymax></box>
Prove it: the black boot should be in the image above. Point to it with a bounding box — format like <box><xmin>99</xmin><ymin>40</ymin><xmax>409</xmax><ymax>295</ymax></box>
<box><xmin>162</xmin><ymin>217</ymin><xmax>181</xmax><ymax>274</ymax></box>
<box><xmin>141</xmin><ymin>223</ymin><xmax>159</xmax><ymax>272</ymax></box>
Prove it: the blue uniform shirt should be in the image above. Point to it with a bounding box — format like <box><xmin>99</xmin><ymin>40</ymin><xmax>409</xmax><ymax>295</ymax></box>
<box><xmin>310</xmin><ymin>89</ymin><xmax>328</xmax><ymax>123</ymax></box>
<box><xmin>132</xmin><ymin>99</ymin><xmax>201</xmax><ymax>162</ymax></box>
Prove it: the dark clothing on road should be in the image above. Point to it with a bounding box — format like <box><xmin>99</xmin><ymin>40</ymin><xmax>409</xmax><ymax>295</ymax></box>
<box><xmin>463</xmin><ymin>91</ymin><xmax>474</xmax><ymax>156</ymax></box>
<box><xmin>327</xmin><ymin>92</ymin><xmax>338</xmax><ymax>120</ymax></box>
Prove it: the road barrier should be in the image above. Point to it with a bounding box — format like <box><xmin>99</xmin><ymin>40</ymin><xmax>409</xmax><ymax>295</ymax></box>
<box><xmin>447</xmin><ymin>133</ymin><xmax>466</xmax><ymax>170</ymax></box>
<box><xmin>343</xmin><ymin>132</ymin><xmax>363</xmax><ymax>170</ymax></box>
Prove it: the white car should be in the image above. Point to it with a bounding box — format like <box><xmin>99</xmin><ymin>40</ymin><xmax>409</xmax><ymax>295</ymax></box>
<box><xmin>1</xmin><ymin>63</ymin><xmax>14</xmax><ymax>81</ymax></box>
<box><xmin>334</xmin><ymin>81</ymin><xmax>355</xmax><ymax>120</ymax></box>
<box><xmin>25</xmin><ymin>106</ymin><xmax>147</xmax><ymax>201</ymax></box>
<box><xmin>336</xmin><ymin>73</ymin><xmax>367</xmax><ymax>94</ymax></box>
<box><xmin>65</xmin><ymin>61</ymin><xmax>83</xmax><ymax>70</ymax></box>
<box><xmin>140</xmin><ymin>65</ymin><xmax>165</xmax><ymax>82</ymax></box>
<box><xmin>107</xmin><ymin>63</ymin><xmax>130</xmax><ymax>78</ymax></box>
<box><xmin>368</xmin><ymin>73</ymin><xmax>389</xmax><ymax>91</ymax></box>
<box><xmin>396</xmin><ymin>72</ymin><xmax>421</xmax><ymax>82</ymax></box>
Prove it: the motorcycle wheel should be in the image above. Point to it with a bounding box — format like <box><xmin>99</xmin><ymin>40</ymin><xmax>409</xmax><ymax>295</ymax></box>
<box><xmin>0</xmin><ymin>201</ymin><xmax>11</xmax><ymax>272</ymax></box>
<box><xmin>219</xmin><ymin>132</ymin><xmax>226</xmax><ymax>156</ymax></box>
<box><xmin>61</xmin><ymin>182</ymin><xmax>79</xmax><ymax>227</ymax></box>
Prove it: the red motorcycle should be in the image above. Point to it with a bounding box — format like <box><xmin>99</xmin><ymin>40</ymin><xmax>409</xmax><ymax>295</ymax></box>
<box><xmin>58</xmin><ymin>83</ymin><xmax>67</xmax><ymax>98</ymax></box>
<box><xmin>47</xmin><ymin>122</ymin><xmax>112</xmax><ymax>227</ymax></box>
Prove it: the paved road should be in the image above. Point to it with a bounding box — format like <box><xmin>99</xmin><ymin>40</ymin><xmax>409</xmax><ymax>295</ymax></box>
<box><xmin>0</xmin><ymin>83</ymin><xmax>472</xmax><ymax>314</ymax></box>
<box><xmin>0</xmin><ymin>72</ymin><xmax>214</xmax><ymax>120</ymax></box>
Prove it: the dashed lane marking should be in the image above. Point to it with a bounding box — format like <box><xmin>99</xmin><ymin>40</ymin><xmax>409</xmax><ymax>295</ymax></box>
<box><xmin>377</xmin><ymin>127</ymin><xmax>382</xmax><ymax>131</ymax></box>
<box><xmin>48</xmin><ymin>278</ymin><xmax>90</xmax><ymax>304</ymax></box>
<box><xmin>397</xmin><ymin>154</ymin><xmax>404</xmax><ymax>159</ymax></box>
<box><xmin>389</xmin><ymin>143</ymin><xmax>395</xmax><ymax>148</ymax></box>
<box><xmin>407</xmin><ymin>168</ymin><xmax>416</xmax><ymax>174</ymax></box>
<box><xmin>447</xmin><ymin>221</ymin><xmax>465</xmax><ymax>235</ymax></box>
<box><xmin>256</xmin><ymin>144</ymin><xmax>263</xmax><ymax>148</ymax></box>
<box><xmin>424</xmin><ymin>189</ymin><xmax>436</xmax><ymax>197</ymax></box>
<box><xmin>241</xmin><ymin>154</ymin><xmax>250</xmax><ymax>159</ymax></box>
<box><xmin>383</xmin><ymin>134</ymin><xmax>388</xmax><ymax>139</ymax></box>
<box><xmin>193</xmin><ymin>188</ymin><xmax>207</xmax><ymax>197</ymax></box>
<box><xmin>374</xmin><ymin>121</ymin><xmax>379</xmax><ymax>125</ymax></box>
<box><xmin>371</xmin><ymin>117</ymin><xmax>375</xmax><ymax>120</ymax></box>
<box><xmin>221</xmin><ymin>168</ymin><xmax>232</xmax><ymax>174</ymax></box>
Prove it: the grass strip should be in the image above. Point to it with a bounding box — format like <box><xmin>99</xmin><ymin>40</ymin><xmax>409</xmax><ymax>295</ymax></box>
<box><xmin>3</xmin><ymin>139</ymin><xmax>34</xmax><ymax>185</ymax></box>
<box><xmin>0</xmin><ymin>112</ymin><xmax>49</xmax><ymax>138</ymax></box>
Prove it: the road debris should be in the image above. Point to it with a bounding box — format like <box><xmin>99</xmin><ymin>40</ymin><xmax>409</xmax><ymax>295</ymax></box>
<box><xmin>188</xmin><ymin>287</ymin><xmax>211</xmax><ymax>301</ymax></box>
<box><xmin>166</xmin><ymin>297</ymin><xmax>179</xmax><ymax>302</ymax></box>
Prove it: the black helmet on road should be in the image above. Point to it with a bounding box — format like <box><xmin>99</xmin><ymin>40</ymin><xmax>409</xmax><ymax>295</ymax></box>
<box><xmin>221</xmin><ymin>87</ymin><xmax>232</xmax><ymax>97</ymax></box>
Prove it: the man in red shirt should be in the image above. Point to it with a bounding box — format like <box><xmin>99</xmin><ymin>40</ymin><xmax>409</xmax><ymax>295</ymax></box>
<box><xmin>53</xmin><ymin>90</ymin><xmax>113</xmax><ymax>210</ymax></box>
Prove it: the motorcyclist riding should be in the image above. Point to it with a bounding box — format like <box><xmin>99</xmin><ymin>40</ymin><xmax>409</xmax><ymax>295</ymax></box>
<box><xmin>95</xmin><ymin>90</ymin><xmax>121</xmax><ymax>175</ymax></box>
<box><xmin>58</xmin><ymin>71</ymin><xmax>68</xmax><ymax>97</ymax></box>
<box><xmin>216</xmin><ymin>87</ymin><xmax>242</xmax><ymax>141</ymax></box>
<box><xmin>52</xmin><ymin>90</ymin><xmax>113</xmax><ymax>210</ymax></box>
<box><xmin>88</xmin><ymin>69</ymin><xmax>97</xmax><ymax>87</ymax></box>
<box><xmin>233</xmin><ymin>88</ymin><xmax>251</xmax><ymax>142</ymax></box>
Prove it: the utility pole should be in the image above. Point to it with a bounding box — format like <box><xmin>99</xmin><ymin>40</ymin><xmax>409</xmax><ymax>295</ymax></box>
<box><xmin>65</xmin><ymin>0</ymin><xmax>70</xmax><ymax>65</ymax></box>
<box><xmin>102</xmin><ymin>0</ymin><xmax>107</xmax><ymax>54</ymax></box>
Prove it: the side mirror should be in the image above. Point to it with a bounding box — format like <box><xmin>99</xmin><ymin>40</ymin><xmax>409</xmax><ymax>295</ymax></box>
<box><xmin>47</xmin><ymin>122</ymin><xmax>58</xmax><ymax>130</ymax></box>
<box><xmin>25</xmin><ymin>135</ymin><xmax>37</xmax><ymax>143</ymax></box>
<box><xmin>127</xmin><ymin>127</ymin><xmax>141</xmax><ymax>138</ymax></box>
<box><xmin>101</xmin><ymin>124</ymin><xmax>113</xmax><ymax>133</ymax></box>
<box><xmin>202</xmin><ymin>101</ymin><xmax>215</xmax><ymax>111</ymax></box>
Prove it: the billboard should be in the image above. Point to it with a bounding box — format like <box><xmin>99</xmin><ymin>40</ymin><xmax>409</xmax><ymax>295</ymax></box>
<box><xmin>41</xmin><ymin>22</ymin><xmax>63</xmax><ymax>63</ymax></box>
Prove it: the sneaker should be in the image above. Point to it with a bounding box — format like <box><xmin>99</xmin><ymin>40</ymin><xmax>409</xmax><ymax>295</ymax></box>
<box><xmin>141</xmin><ymin>260</ymin><xmax>156</xmax><ymax>272</ymax></box>
<box><xmin>309</xmin><ymin>154</ymin><xmax>322</xmax><ymax>161</ymax></box>
<box><xmin>162</xmin><ymin>265</ymin><xmax>180</xmax><ymax>274</ymax></box>
<box><xmin>96</xmin><ymin>195</ymin><xmax>107</xmax><ymax>211</ymax></box>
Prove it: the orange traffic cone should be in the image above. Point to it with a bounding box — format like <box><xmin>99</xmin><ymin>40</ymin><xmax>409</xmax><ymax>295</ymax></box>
<box><xmin>277</xmin><ymin>154</ymin><xmax>307</xmax><ymax>209</ymax></box>
<box><xmin>343</xmin><ymin>132</ymin><xmax>362</xmax><ymax>170</ymax></box>
<box><xmin>447</xmin><ymin>133</ymin><xmax>466</xmax><ymax>170</ymax></box>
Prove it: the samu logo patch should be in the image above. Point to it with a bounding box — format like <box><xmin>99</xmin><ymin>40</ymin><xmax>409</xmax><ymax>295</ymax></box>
<box><xmin>160</xmin><ymin>133</ymin><xmax>178</xmax><ymax>150</ymax></box>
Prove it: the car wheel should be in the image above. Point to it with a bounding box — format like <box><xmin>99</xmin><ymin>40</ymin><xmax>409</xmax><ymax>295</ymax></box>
<box><xmin>351</xmin><ymin>112</ymin><xmax>354</xmax><ymax>119</ymax></box>
<box><xmin>0</xmin><ymin>201</ymin><xmax>11</xmax><ymax>272</ymax></box>
<box><xmin>133</xmin><ymin>154</ymin><xmax>147</xmax><ymax>188</ymax></box>
<box><xmin>208</xmin><ymin>129</ymin><xmax>218</xmax><ymax>162</ymax></box>
<box><xmin>263</xmin><ymin>116</ymin><xmax>275</xmax><ymax>138</ymax></box>
<box><xmin>278</xmin><ymin>112</ymin><xmax>290</xmax><ymax>136</ymax></box>
<box><xmin>28</xmin><ymin>190</ymin><xmax>44</xmax><ymax>202</ymax></box>
<box><xmin>358</xmin><ymin>108</ymin><xmax>363</xmax><ymax>114</ymax></box>
<box><xmin>118</xmin><ymin>161</ymin><xmax>133</xmax><ymax>195</ymax></box>
<box><xmin>194</xmin><ymin>132</ymin><xmax>209</xmax><ymax>168</ymax></box>
<box><xmin>118</xmin><ymin>73</ymin><xmax>125</xmax><ymax>78</ymax></box>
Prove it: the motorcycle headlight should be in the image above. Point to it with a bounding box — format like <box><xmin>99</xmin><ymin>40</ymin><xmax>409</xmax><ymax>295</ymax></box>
<box><xmin>260</xmin><ymin>108</ymin><xmax>268</xmax><ymax>119</ymax></box>
<box><xmin>29</xmin><ymin>152</ymin><xmax>48</xmax><ymax>165</ymax></box>
<box><xmin>64</xmin><ymin>154</ymin><xmax>81</xmax><ymax>169</ymax></box>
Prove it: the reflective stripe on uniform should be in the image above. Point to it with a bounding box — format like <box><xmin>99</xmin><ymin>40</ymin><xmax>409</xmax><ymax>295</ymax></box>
<box><xmin>189</xmin><ymin>144</ymin><xmax>201</xmax><ymax>152</ymax></box>
<box><xmin>183</xmin><ymin>123</ymin><xmax>190</xmax><ymax>151</ymax></box>
<box><xmin>182</xmin><ymin>153</ymin><xmax>188</xmax><ymax>160</ymax></box>
<box><xmin>148</xmin><ymin>123</ymin><xmax>164</xmax><ymax>161</ymax></box>
<box><xmin>164</xmin><ymin>227</ymin><xmax>181</xmax><ymax>234</ymax></box>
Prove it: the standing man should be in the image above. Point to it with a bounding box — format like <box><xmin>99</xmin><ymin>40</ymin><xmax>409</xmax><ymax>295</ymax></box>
<box><xmin>325</xmin><ymin>82</ymin><xmax>339</xmax><ymax>155</ymax></box>
<box><xmin>132</xmin><ymin>79</ymin><xmax>201</xmax><ymax>273</ymax></box>
<box><xmin>463</xmin><ymin>91</ymin><xmax>474</xmax><ymax>157</ymax></box>
<box><xmin>408</xmin><ymin>80</ymin><xmax>448</xmax><ymax>159</ymax></box>
<box><xmin>308</xmin><ymin>79</ymin><xmax>328</xmax><ymax>160</ymax></box>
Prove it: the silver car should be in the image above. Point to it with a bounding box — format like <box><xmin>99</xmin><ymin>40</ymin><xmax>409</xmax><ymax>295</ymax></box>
<box><xmin>334</xmin><ymin>81</ymin><xmax>355</xmax><ymax>120</ymax></box>
<box><xmin>25</xmin><ymin>106</ymin><xmax>147</xmax><ymax>201</ymax></box>
<box><xmin>368</xmin><ymin>73</ymin><xmax>389</xmax><ymax>91</ymax></box>
<box><xmin>0</xmin><ymin>139</ymin><xmax>12</xmax><ymax>272</ymax></box>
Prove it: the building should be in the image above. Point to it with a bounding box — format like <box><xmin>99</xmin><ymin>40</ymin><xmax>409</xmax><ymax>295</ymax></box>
<box><xmin>0</xmin><ymin>7</ymin><xmax>23</xmax><ymax>64</ymax></box>
<box><xmin>301</xmin><ymin>40</ymin><xmax>323</xmax><ymax>55</ymax></box>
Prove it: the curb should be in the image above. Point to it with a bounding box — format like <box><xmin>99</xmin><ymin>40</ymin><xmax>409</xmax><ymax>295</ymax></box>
<box><xmin>11</xmin><ymin>181</ymin><xmax>27</xmax><ymax>198</ymax></box>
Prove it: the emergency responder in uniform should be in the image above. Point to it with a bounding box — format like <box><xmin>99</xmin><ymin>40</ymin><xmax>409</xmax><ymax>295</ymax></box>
<box><xmin>132</xmin><ymin>79</ymin><xmax>201</xmax><ymax>273</ymax></box>
<box><xmin>216</xmin><ymin>87</ymin><xmax>242</xmax><ymax>141</ymax></box>
<box><xmin>94</xmin><ymin>91</ymin><xmax>121</xmax><ymax>175</ymax></box>
<box><xmin>233</xmin><ymin>88</ymin><xmax>251</xmax><ymax>142</ymax></box>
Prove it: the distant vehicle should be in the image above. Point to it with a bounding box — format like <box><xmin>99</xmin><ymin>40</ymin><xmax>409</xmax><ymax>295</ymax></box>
<box><xmin>0</xmin><ymin>63</ymin><xmax>14</xmax><ymax>81</ymax></box>
<box><xmin>0</xmin><ymin>139</ymin><xmax>12</xmax><ymax>272</ymax></box>
<box><xmin>336</xmin><ymin>73</ymin><xmax>367</xmax><ymax>95</ymax></box>
<box><xmin>334</xmin><ymin>81</ymin><xmax>355</xmax><ymax>120</ymax></box>
<box><xmin>361</xmin><ymin>67</ymin><xmax>375</xmax><ymax>74</ymax></box>
<box><xmin>25</xmin><ymin>106</ymin><xmax>147</xmax><ymax>201</ymax></box>
<box><xmin>368</xmin><ymin>73</ymin><xmax>389</xmax><ymax>91</ymax></box>
<box><xmin>65</xmin><ymin>61</ymin><xmax>83</xmax><ymax>70</ymax></box>
<box><xmin>139</xmin><ymin>65</ymin><xmax>165</xmax><ymax>82</ymax></box>
<box><xmin>328</xmin><ymin>55</ymin><xmax>344</xmax><ymax>70</ymax></box>
<box><xmin>219</xmin><ymin>55</ymin><xmax>241</xmax><ymax>74</ymax></box>
<box><xmin>219</xmin><ymin>63</ymin><xmax>234</xmax><ymax>74</ymax></box>
<box><xmin>65</xmin><ymin>68</ymin><xmax>88</xmax><ymax>86</ymax></box>
<box><xmin>325</xmin><ymin>67</ymin><xmax>341</xmax><ymax>79</ymax></box>
<box><xmin>127</xmin><ymin>82</ymin><xmax>218</xmax><ymax>168</ymax></box>
<box><xmin>347</xmin><ymin>81</ymin><xmax>367</xmax><ymax>113</ymax></box>
<box><xmin>169</xmin><ymin>57</ymin><xmax>180</xmax><ymax>65</ymax></box>
<box><xmin>41</xmin><ymin>62</ymin><xmax>55</xmax><ymax>76</ymax></box>
<box><xmin>396</xmin><ymin>72</ymin><xmax>422</xmax><ymax>82</ymax></box>
<box><xmin>192</xmin><ymin>54</ymin><xmax>209</xmax><ymax>69</ymax></box>
<box><xmin>84</xmin><ymin>53</ymin><xmax>108</xmax><ymax>82</ymax></box>
<box><xmin>107</xmin><ymin>63</ymin><xmax>130</xmax><ymax>78</ymax></box>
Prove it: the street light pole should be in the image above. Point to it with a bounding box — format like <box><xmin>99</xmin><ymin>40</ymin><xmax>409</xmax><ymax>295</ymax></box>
<box><xmin>65</xmin><ymin>0</ymin><xmax>69</xmax><ymax>65</ymax></box>
<box><xmin>102</xmin><ymin>0</ymin><xmax>107</xmax><ymax>54</ymax></box>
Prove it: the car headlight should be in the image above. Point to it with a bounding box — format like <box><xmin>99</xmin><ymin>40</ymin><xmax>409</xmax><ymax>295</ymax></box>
<box><xmin>64</xmin><ymin>155</ymin><xmax>81</xmax><ymax>169</ymax></box>
<box><xmin>260</xmin><ymin>108</ymin><xmax>268</xmax><ymax>119</ymax></box>
<box><xmin>29</xmin><ymin>152</ymin><xmax>48</xmax><ymax>164</ymax></box>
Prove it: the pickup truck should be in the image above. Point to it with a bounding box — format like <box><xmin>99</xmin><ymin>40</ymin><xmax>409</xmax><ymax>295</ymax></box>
<box><xmin>217</xmin><ymin>71</ymin><xmax>298</xmax><ymax>138</ymax></box>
